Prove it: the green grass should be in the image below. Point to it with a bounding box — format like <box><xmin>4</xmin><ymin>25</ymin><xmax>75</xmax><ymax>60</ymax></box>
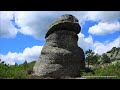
<box><xmin>0</xmin><ymin>61</ymin><xmax>35</xmax><ymax>79</ymax></box>
<box><xmin>82</xmin><ymin>62</ymin><xmax>120</xmax><ymax>79</ymax></box>
<box><xmin>0</xmin><ymin>61</ymin><xmax>120</xmax><ymax>79</ymax></box>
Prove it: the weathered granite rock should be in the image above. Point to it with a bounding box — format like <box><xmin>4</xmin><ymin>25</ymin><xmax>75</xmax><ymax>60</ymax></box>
<box><xmin>33</xmin><ymin>14</ymin><xmax>85</xmax><ymax>78</ymax></box>
<box><xmin>106</xmin><ymin>47</ymin><xmax>120</xmax><ymax>61</ymax></box>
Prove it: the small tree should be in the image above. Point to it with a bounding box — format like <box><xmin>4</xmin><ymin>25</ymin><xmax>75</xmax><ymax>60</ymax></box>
<box><xmin>101</xmin><ymin>54</ymin><xmax>110</xmax><ymax>64</ymax></box>
<box><xmin>15</xmin><ymin>63</ymin><xmax>18</xmax><ymax>66</ymax></box>
<box><xmin>1</xmin><ymin>61</ymin><xmax>4</xmax><ymax>64</ymax></box>
<box><xmin>85</xmin><ymin>49</ymin><xmax>95</xmax><ymax>67</ymax></box>
<box><xmin>24</xmin><ymin>60</ymin><xmax>27</xmax><ymax>65</ymax></box>
<box><xmin>23</xmin><ymin>60</ymin><xmax>28</xmax><ymax>69</ymax></box>
<box><xmin>85</xmin><ymin>49</ymin><xmax>101</xmax><ymax>67</ymax></box>
<box><xmin>94</xmin><ymin>54</ymin><xmax>101</xmax><ymax>65</ymax></box>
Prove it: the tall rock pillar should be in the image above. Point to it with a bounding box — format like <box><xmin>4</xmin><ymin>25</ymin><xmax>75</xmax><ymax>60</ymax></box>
<box><xmin>33</xmin><ymin>14</ymin><xmax>85</xmax><ymax>78</ymax></box>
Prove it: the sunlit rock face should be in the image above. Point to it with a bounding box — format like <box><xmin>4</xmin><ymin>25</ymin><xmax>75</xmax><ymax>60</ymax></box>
<box><xmin>33</xmin><ymin>14</ymin><xmax>85</xmax><ymax>78</ymax></box>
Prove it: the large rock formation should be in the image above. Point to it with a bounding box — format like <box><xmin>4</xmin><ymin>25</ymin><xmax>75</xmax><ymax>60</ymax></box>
<box><xmin>33</xmin><ymin>14</ymin><xmax>85</xmax><ymax>78</ymax></box>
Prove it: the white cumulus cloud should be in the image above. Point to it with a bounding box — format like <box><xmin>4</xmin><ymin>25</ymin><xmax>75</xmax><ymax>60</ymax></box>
<box><xmin>14</xmin><ymin>11</ymin><xmax>87</xmax><ymax>40</ymax></box>
<box><xmin>93</xmin><ymin>36</ymin><xmax>120</xmax><ymax>55</ymax></box>
<box><xmin>0</xmin><ymin>11</ymin><xmax>18</xmax><ymax>38</ymax></box>
<box><xmin>78</xmin><ymin>33</ymin><xmax>93</xmax><ymax>52</ymax></box>
<box><xmin>1</xmin><ymin>11</ymin><xmax>120</xmax><ymax>39</ymax></box>
<box><xmin>88</xmin><ymin>22</ymin><xmax>120</xmax><ymax>35</ymax></box>
<box><xmin>78</xmin><ymin>33</ymin><xmax>120</xmax><ymax>55</ymax></box>
<box><xmin>85</xmin><ymin>11</ymin><xmax>120</xmax><ymax>22</ymax></box>
<box><xmin>0</xmin><ymin>46</ymin><xmax>43</xmax><ymax>65</ymax></box>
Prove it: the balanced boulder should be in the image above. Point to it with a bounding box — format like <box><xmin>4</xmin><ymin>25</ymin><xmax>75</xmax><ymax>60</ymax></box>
<box><xmin>33</xmin><ymin>14</ymin><xmax>85</xmax><ymax>78</ymax></box>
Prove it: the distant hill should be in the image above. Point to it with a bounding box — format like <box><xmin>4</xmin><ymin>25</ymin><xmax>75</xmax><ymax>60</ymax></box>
<box><xmin>106</xmin><ymin>47</ymin><xmax>120</xmax><ymax>61</ymax></box>
<box><xmin>83</xmin><ymin>47</ymin><xmax>120</xmax><ymax>79</ymax></box>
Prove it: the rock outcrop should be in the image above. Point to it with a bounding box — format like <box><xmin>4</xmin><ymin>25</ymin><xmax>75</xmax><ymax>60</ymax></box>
<box><xmin>106</xmin><ymin>47</ymin><xmax>120</xmax><ymax>61</ymax></box>
<box><xmin>33</xmin><ymin>14</ymin><xmax>85</xmax><ymax>78</ymax></box>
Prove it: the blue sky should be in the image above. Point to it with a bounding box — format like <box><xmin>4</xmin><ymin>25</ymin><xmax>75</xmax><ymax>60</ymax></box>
<box><xmin>0</xmin><ymin>11</ymin><xmax>120</xmax><ymax>65</ymax></box>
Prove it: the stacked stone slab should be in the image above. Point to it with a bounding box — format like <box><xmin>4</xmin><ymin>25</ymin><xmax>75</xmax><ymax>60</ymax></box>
<box><xmin>33</xmin><ymin>14</ymin><xmax>85</xmax><ymax>78</ymax></box>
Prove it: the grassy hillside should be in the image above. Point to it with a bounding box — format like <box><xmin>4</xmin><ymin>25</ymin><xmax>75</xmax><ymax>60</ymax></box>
<box><xmin>0</xmin><ymin>61</ymin><xmax>35</xmax><ymax>79</ymax></box>
<box><xmin>82</xmin><ymin>61</ymin><xmax>120</xmax><ymax>79</ymax></box>
<box><xmin>83</xmin><ymin>47</ymin><xmax>120</xmax><ymax>79</ymax></box>
<box><xmin>0</xmin><ymin>47</ymin><xmax>120</xmax><ymax>79</ymax></box>
<box><xmin>0</xmin><ymin>60</ymin><xmax>120</xmax><ymax>79</ymax></box>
